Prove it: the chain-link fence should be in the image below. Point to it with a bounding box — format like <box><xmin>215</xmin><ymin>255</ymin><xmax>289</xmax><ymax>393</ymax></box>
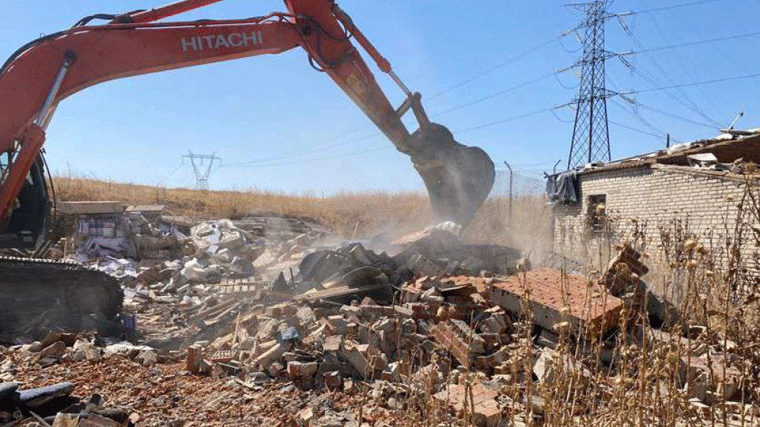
<box><xmin>491</xmin><ymin>169</ymin><xmax>546</xmax><ymax>198</ymax></box>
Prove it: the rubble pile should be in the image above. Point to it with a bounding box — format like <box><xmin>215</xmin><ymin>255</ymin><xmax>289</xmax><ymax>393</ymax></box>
<box><xmin>57</xmin><ymin>204</ymin><xmax>331</xmax><ymax>286</ymax></box>
<box><xmin>391</xmin><ymin>227</ymin><xmax>529</xmax><ymax>276</ymax></box>
<box><xmin>0</xmin><ymin>379</ymin><xmax>137</xmax><ymax>427</ymax></box>
<box><xmin>61</xmin><ymin>203</ymin><xmax>186</xmax><ymax>263</ymax></box>
<box><xmin>179</xmin><ymin>219</ymin><xmax>263</xmax><ymax>283</ymax></box>
<box><xmin>4</xmin><ymin>211</ymin><xmax>756</xmax><ymax>425</ymax></box>
<box><xmin>0</xmin><ymin>332</ymin><xmax>141</xmax><ymax>426</ymax></box>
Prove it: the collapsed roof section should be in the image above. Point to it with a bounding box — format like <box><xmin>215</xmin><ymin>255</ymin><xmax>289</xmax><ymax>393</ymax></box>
<box><xmin>576</xmin><ymin>128</ymin><xmax>760</xmax><ymax>176</ymax></box>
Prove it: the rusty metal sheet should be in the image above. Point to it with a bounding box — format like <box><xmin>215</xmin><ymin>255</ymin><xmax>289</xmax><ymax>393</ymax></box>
<box><xmin>489</xmin><ymin>268</ymin><xmax>622</xmax><ymax>336</ymax></box>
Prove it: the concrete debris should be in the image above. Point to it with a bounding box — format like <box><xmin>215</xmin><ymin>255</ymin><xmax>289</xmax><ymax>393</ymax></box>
<box><xmin>681</xmin><ymin>353</ymin><xmax>743</xmax><ymax>403</ymax></box>
<box><xmin>392</xmin><ymin>228</ymin><xmax>527</xmax><ymax>276</ymax></box>
<box><xmin>287</xmin><ymin>361</ymin><xmax>318</xmax><ymax>381</ymax></box>
<box><xmin>533</xmin><ymin>348</ymin><xmax>590</xmax><ymax>385</ymax></box>
<box><xmin>600</xmin><ymin>243</ymin><xmax>648</xmax><ymax>295</ymax></box>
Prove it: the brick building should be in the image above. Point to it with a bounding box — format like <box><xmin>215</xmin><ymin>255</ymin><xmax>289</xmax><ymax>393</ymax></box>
<box><xmin>550</xmin><ymin>130</ymin><xmax>760</xmax><ymax>285</ymax></box>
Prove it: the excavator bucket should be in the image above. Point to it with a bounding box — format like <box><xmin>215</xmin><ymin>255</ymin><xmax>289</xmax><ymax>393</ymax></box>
<box><xmin>407</xmin><ymin>123</ymin><xmax>495</xmax><ymax>227</ymax></box>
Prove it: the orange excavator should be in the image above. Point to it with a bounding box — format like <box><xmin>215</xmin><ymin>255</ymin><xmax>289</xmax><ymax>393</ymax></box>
<box><xmin>0</xmin><ymin>0</ymin><xmax>495</xmax><ymax>340</ymax></box>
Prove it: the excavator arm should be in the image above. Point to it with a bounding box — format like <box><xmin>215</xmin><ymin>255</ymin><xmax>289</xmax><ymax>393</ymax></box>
<box><xmin>0</xmin><ymin>0</ymin><xmax>495</xmax><ymax>246</ymax></box>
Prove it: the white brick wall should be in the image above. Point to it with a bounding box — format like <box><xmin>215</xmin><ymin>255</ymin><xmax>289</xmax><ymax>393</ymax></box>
<box><xmin>553</xmin><ymin>165</ymin><xmax>758</xmax><ymax>281</ymax></box>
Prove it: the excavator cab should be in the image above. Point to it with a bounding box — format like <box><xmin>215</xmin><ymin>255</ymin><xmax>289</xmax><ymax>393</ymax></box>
<box><xmin>0</xmin><ymin>153</ymin><xmax>49</xmax><ymax>249</ymax></box>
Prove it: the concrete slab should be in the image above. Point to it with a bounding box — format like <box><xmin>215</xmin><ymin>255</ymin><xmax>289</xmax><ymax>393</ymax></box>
<box><xmin>58</xmin><ymin>201</ymin><xmax>124</xmax><ymax>215</ymax></box>
<box><xmin>125</xmin><ymin>204</ymin><xmax>166</xmax><ymax>216</ymax></box>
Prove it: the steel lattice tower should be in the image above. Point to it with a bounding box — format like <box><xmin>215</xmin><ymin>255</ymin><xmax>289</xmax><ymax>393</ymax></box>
<box><xmin>567</xmin><ymin>0</ymin><xmax>615</xmax><ymax>170</ymax></box>
<box><xmin>183</xmin><ymin>150</ymin><xmax>221</xmax><ymax>190</ymax></box>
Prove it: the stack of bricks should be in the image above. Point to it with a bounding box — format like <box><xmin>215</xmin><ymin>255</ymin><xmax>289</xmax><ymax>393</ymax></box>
<box><xmin>600</xmin><ymin>243</ymin><xmax>649</xmax><ymax>297</ymax></box>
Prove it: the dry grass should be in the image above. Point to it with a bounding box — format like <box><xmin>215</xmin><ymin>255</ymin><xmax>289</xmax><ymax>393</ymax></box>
<box><xmin>53</xmin><ymin>177</ymin><xmax>432</xmax><ymax>238</ymax></box>
<box><xmin>52</xmin><ymin>177</ymin><xmax>553</xmax><ymax>252</ymax></box>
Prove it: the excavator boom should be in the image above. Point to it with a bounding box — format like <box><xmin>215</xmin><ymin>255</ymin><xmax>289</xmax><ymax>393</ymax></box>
<box><xmin>0</xmin><ymin>0</ymin><xmax>495</xmax><ymax>237</ymax></box>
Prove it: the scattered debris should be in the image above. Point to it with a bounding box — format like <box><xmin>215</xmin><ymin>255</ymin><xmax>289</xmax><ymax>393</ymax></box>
<box><xmin>2</xmin><ymin>211</ymin><xmax>753</xmax><ymax>425</ymax></box>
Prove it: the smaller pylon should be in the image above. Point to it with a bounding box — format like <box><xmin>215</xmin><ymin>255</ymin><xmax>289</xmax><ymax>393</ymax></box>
<box><xmin>182</xmin><ymin>150</ymin><xmax>221</xmax><ymax>190</ymax></box>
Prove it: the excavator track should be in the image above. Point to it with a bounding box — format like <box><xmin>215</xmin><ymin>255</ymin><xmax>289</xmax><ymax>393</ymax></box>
<box><xmin>0</xmin><ymin>256</ymin><xmax>123</xmax><ymax>343</ymax></box>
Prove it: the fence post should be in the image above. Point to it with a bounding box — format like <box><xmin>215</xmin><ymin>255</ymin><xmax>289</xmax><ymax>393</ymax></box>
<box><xmin>503</xmin><ymin>161</ymin><xmax>513</xmax><ymax>222</ymax></box>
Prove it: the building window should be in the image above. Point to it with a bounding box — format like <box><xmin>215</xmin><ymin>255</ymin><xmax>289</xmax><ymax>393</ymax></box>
<box><xmin>587</xmin><ymin>194</ymin><xmax>607</xmax><ymax>233</ymax></box>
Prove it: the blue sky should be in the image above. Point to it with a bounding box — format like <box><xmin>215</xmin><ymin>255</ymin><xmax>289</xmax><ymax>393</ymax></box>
<box><xmin>1</xmin><ymin>0</ymin><xmax>758</xmax><ymax>193</ymax></box>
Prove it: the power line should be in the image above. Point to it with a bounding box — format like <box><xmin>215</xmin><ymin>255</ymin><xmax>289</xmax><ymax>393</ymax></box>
<box><xmin>223</xmin><ymin>131</ymin><xmax>379</xmax><ymax>167</ymax></box>
<box><xmin>220</xmin><ymin>11</ymin><xmax>759</xmax><ymax>170</ymax></box>
<box><xmin>611</xmin><ymin>98</ymin><xmax>671</xmax><ymax>138</ymax></box>
<box><xmin>427</xmin><ymin>35</ymin><xmax>562</xmax><ymax>100</ymax></box>
<box><xmin>620</xmin><ymin>29</ymin><xmax>760</xmax><ymax>55</ymax></box>
<box><xmin>617</xmin><ymin>18</ymin><xmax>724</xmax><ymax>127</ymax></box>
<box><xmin>631</xmin><ymin>0</ymin><xmax>746</xmax><ymax>118</ymax></box>
<box><xmin>209</xmin><ymin>19</ymin><xmax>572</xmax><ymax>170</ymax></box>
<box><xmin>222</xmin><ymin>66</ymin><xmax>560</xmax><ymax>168</ymax></box>
<box><xmin>220</xmin><ymin>35</ymin><xmax>565</xmax><ymax>168</ymax></box>
<box><xmin>166</xmin><ymin>162</ymin><xmax>184</xmax><ymax>178</ymax></box>
<box><xmin>219</xmin><ymin>65</ymin><xmax>760</xmax><ymax>169</ymax></box>
<box><xmin>223</xmin><ymin>145</ymin><xmax>390</xmax><ymax>168</ymax></box>
<box><xmin>427</xmin><ymin>0</ymin><xmax>731</xmax><ymax>102</ymax></box>
<box><xmin>216</xmin><ymin>22</ymin><xmax>603</xmax><ymax>168</ymax></box>
<box><xmin>624</xmin><ymin>71</ymin><xmax>760</xmax><ymax>95</ymax></box>
<box><xmin>618</xmin><ymin>61</ymin><xmax>724</xmax><ymax>127</ymax></box>
<box><xmin>623</xmin><ymin>97</ymin><xmax>716</xmax><ymax>129</ymax></box>
<box><xmin>432</xmin><ymin>71</ymin><xmax>559</xmax><ymax>117</ymax></box>
<box><xmin>609</xmin><ymin>70</ymin><xmax>760</xmax><ymax>133</ymax></box>
<box><xmin>608</xmin><ymin>119</ymin><xmax>677</xmax><ymax>141</ymax></box>
<box><xmin>605</xmin><ymin>77</ymin><xmax>670</xmax><ymax>137</ymax></box>
<box><xmin>224</xmin><ymin>105</ymin><xmax>561</xmax><ymax>168</ymax></box>
<box><xmin>219</xmin><ymin>65</ymin><xmax>759</xmax><ymax>169</ymax></box>
<box><xmin>551</xmin><ymin>106</ymin><xmax>576</xmax><ymax>123</ymax></box>
<box><xmin>513</xmin><ymin>160</ymin><xmax>565</xmax><ymax>167</ymax></box>
<box><xmin>224</xmin><ymin>67</ymin><xmax>567</xmax><ymax>168</ymax></box>
<box><xmin>453</xmin><ymin>106</ymin><xmax>557</xmax><ymax>134</ymax></box>
<box><xmin>639</xmin><ymin>0</ymin><xmax>748</xmax><ymax>117</ymax></box>
<box><xmin>628</xmin><ymin>0</ymin><xmax>730</xmax><ymax>14</ymax></box>
<box><xmin>176</xmin><ymin>1</ymin><xmax>746</xmax><ymax>172</ymax></box>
